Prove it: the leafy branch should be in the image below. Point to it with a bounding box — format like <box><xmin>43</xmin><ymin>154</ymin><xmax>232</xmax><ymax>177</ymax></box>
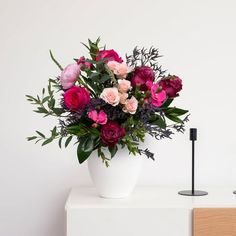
<box><xmin>27</xmin><ymin>126</ymin><xmax>59</xmax><ymax>146</ymax></box>
<box><xmin>26</xmin><ymin>79</ymin><xmax>66</xmax><ymax>117</ymax></box>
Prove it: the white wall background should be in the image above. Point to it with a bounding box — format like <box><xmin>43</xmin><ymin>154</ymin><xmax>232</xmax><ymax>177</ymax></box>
<box><xmin>1</xmin><ymin>0</ymin><xmax>236</xmax><ymax>235</ymax></box>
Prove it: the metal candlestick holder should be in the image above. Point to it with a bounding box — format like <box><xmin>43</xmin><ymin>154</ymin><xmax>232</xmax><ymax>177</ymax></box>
<box><xmin>178</xmin><ymin>128</ymin><xmax>208</xmax><ymax>196</ymax></box>
<box><xmin>233</xmin><ymin>191</ymin><xmax>236</xmax><ymax>194</ymax></box>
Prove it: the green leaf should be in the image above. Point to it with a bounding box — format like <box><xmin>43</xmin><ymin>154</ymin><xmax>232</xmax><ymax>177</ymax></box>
<box><xmin>100</xmin><ymin>74</ymin><xmax>110</xmax><ymax>83</ymax></box>
<box><xmin>166</xmin><ymin>107</ymin><xmax>189</xmax><ymax>116</ymax></box>
<box><xmin>42</xmin><ymin>96</ymin><xmax>50</xmax><ymax>103</ymax></box>
<box><xmin>165</xmin><ymin>113</ymin><xmax>183</xmax><ymax>123</ymax></box>
<box><xmin>58</xmin><ymin>137</ymin><xmax>63</xmax><ymax>148</ymax></box>
<box><xmin>77</xmin><ymin>136</ymin><xmax>94</xmax><ymax>164</ymax></box>
<box><xmin>162</xmin><ymin>98</ymin><xmax>173</xmax><ymax>108</ymax></box>
<box><xmin>77</xmin><ymin>135</ymin><xmax>100</xmax><ymax>164</ymax></box>
<box><xmin>108</xmin><ymin>145</ymin><xmax>118</xmax><ymax>158</ymax></box>
<box><xmin>27</xmin><ymin>136</ymin><xmax>37</xmax><ymax>141</ymax></box>
<box><xmin>49</xmin><ymin>50</ymin><xmax>63</xmax><ymax>71</ymax></box>
<box><xmin>51</xmin><ymin>126</ymin><xmax>57</xmax><ymax>136</ymax></box>
<box><xmin>48</xmin><ymin>98</ymin><xmax>55</xmax><ymax>109</ymax></box>
<box><xmin>81</xmin><ymin>42</ymin><xmax>90</xmax><ymax>50</ymax></box>
<box><xmin>52</xmin><ymin>108</ymin><xmax>65</xmax><ymax>116</ymax></box>
<box><xmin>65</xmin><ymin>136</ymin><xmax>73</xmax><ymax>148</ymax></box>
<box><xmin>67</xmin><ymin>124</ymin><xmax>89</xmax><ymax>136</ymax></box>
<box><xmin>34</xmin><ymin>107</ymin><xmax>48</xmax><ymax>114</ymax></box>
<box><xmin>42</xmin><ymin>138</ymin><xmax>53</xmax><ymax>146</ymax></box>
<box><xmin>150</xmin><ymin>115</ymin><xmax>166</xmax><ymax>129</ymax></box>
<box><xmin>36</xmin><ymin>131</ymin><xmax>45</xmax><ymax>138</ymax></box>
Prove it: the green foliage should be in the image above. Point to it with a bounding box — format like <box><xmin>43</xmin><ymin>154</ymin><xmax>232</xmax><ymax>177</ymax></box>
<box><xmin>77</xmin><ymin>135</ymin><xmax>100</xmax><ymax>164</ymax></box>
<box><xmin>26</xmin><ymin>79</ymin><xmax>65</xmax><ymax>117</ymax></box>
<box><xmin>98</xmin><ymin>148</ymin><xmax>110</xmax><ymax>167</ymax></box>
<box><xmin>150</xmin><ymin>114</ymin><xmax>166</xmax><ymax>129</ymax></box>
<box><xmin>27</xmin><ymin>126</ymin><xmax>59</xmax><ymax>146</ymax></box>
<box><xmin>122</xmin><ymin>136</ymin><xmax>139</xmax><ymax>156</ymax></box>
<box><xmin>164</xmin><ymin>107</ymin><xmax>189</xmax><ymax>123</ymax></box>
<box><xmin>108</xmin><ymin>145</ymin><xmax>118</xmax><ymax>158</ymax></box>
<box><xmin>49</xmin><ymin>50</ymin><xmax>63</xmax><ymax>71</ymax></box>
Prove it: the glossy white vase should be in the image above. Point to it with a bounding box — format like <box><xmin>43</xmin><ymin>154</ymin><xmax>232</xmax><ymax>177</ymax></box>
<box><xmin>88</xmin><ymin>148</ymin><xmax>142</xmax><ymax>198</ymax></box>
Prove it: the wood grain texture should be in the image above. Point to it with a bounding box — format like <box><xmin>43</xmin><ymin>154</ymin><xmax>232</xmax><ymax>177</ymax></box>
<box><xmin>193</xmin><ymin>208</ymin><xmax>236</xmax><ymax>236</ymax></box>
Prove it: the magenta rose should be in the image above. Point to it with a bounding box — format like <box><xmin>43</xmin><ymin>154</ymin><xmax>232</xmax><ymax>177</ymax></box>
<box><xmin>130</xmin><ymin>66</ymin><xmax>155</xmax><ymax>91</ymax></box>
<box><xmin>64</xmin><ymin>86</ymin><xmax>90</xmax><ymax>111</ymax></box>
<box><xmin>159</xmin><ymin>75</ymin><xmax>182</xmax><ymax>98</ymax></box>
<box><xmin>100</xmin><ymin>121</ymin><xmax>125</xmax><ymax>147</ymax></box>
<box><xmin>96</xmin><ymin>49</ymin><xmax>123</xmax><ymax>63</ymax></box>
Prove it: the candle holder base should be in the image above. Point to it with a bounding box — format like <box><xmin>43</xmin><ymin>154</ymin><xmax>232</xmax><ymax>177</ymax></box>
<box><xmin>178</xmin><ymin>190</ymin><xmax>208</xmax><ymax>196</ymax></box>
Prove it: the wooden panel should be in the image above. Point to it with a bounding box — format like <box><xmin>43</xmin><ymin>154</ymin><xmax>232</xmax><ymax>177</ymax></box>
<box><xmin>193</xmin><ymin>208</ymin><xmax>236</xmax><ymax>236</ymax></box>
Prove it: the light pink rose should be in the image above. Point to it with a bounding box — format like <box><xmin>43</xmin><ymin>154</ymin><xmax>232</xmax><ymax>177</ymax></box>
<box><xmin>60</xmin><ymin>64</ymin><xmax>81</xmax><ymax>90</ymax></box>
<box><xmin>100</xmin><ymin>87</ymin><xmax>120</xmax><ymax>106</ymax></box>
<box><xmin>151</xmin><ymin>83</ymin><xmax>166</xmax><ymax>107</ymax></box>
<box><xmin>107</xmin><ymin>61</ymin><xmax>131</xmax><ymax>79</ymax></box>
<box><xmin>118</xmin><ymin>79</ymin><xmax>131</xmax><ymax>93</ymax></box>
<box><xmin>119</xmin><ymin>92</ymin><xmax>128</xmax><ymax>104</ymax></box>
<box><xmin>88</xmin><ymin>110</ymin><xmax>107</xmax><ymax>125</ymax></box>
<box><xmin>123</xmin><ymin>96</ymin><xmax>138</xmax><ymax>114</ymax></box>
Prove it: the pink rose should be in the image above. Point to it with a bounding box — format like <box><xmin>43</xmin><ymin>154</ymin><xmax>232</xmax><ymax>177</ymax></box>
<box><xmin>118</xmin><ymin>79</ymin><xmax>131</xmax><ymax>93</ymax></box>
<box><xmin>77</xmin><ymin>56</ymin><xmax>92</xmax><ymax>69</ymax></box>
<box><xmin>130</xmin><ymin>66</ymin><xmax>155</xmax><ymax>91</ymax></box>
<box><xmin>60</xmin><ymin>64</ymin><xmax>81</xmax><ymax>90</ymax></box>
<box><xmin>96</xmin><ymin>49</ymin><xmax>123</xmax><ymax>63</ymax></box>
<box><xmin>88</xmin><ymin>110</ymin><xmax>107</xmax><ymax>125</ymax></box>
<box><xmin>100</xmin><ymin>87</ymin><xmax>120</xmax><ymax>106</ymax></box>
<box><xmin>151</xmin><ymin>83</ymin><xmax>166</xmax><ymax>107</ymax></box>
<box><xmin>107</xmin><ymin>61</ymin><xmax>131</xmax><ymax>79</ymax></box>
<box><xmin>159</xmin><ymin>75</ymin><xmax>182</xmax><ymax>98</ymax></box>
<box><xmin>64</xmin><ymin>86</ymin><xmax>90</xmax><ymax>111</ymax></box>
<box><xmin>119</xmin><ymin>92</ymin><xmax>128</xmax><ymax>104</ymax></box>
<box><xmin>123</xmin><ymin>96</ymin><xmax>138</xmax><ymax>114</ymax></box>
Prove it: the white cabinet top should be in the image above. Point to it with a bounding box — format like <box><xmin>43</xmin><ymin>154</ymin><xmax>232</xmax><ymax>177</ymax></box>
<box><xmin>65</xmin><ymin>187</ymin><xmax>236</xmax><ymax>210</ymax></box>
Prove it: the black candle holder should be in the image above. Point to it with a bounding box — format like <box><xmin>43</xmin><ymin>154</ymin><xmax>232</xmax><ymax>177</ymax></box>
<box><xmin>178</xmin><ymin>128</ymin><xmax>208</xmax><ymax>196</ymax></box>
<box><xmin>233</xmin><ymin>191</ymin><xmax>236</xmax><ymax>194</ymax></box>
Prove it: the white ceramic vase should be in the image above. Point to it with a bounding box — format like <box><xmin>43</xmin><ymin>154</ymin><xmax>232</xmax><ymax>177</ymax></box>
<box><xmin>87</xmin><ymin>148</ymin><xmax>142</xmax><ymax>198</ymax></box>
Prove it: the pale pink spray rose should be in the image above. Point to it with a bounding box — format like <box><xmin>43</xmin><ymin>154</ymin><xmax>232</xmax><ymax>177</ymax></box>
<box><xmin>151</xmin><ymin>83</ymin><xmax>166</xmax><ymax>107</ymax></box>
<box><xmin>123</xmin><ymin>96</ymin><xmax>138</xmax><ymax>114</ymax></box>
<box><xmin>119</xmin><ymin>92</ymin><xmax>128</xmax><ymax>104</ymax></box>
<box><xmin>88</xmin><ymin>110</ymin><xmax>107</xmax><ymax>125</ymax></box>
<box><xmin>118</xmin><ymin>79</ymin><xmax>131</xmax><ymax>93</ymax></box>
<box><xmin>100</xmin><ymin>87</ymin><xmax>120</xmax><ymax>106</ymax></box>
<box><xmin>107</xmin><ymin>61</ymin><xmax>131</xmax><ymax>79</ymax></box>
<box><xmin>60</xmin><ymin>64</ymin><xmax>81</xmax><ymax>90</ymax></box>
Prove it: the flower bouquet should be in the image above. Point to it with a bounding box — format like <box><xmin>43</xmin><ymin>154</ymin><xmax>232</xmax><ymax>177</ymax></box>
<box><xmin>26</xmin><ymin>38</ymin><xmax>189</xmax><ymax>167</ymax></box>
